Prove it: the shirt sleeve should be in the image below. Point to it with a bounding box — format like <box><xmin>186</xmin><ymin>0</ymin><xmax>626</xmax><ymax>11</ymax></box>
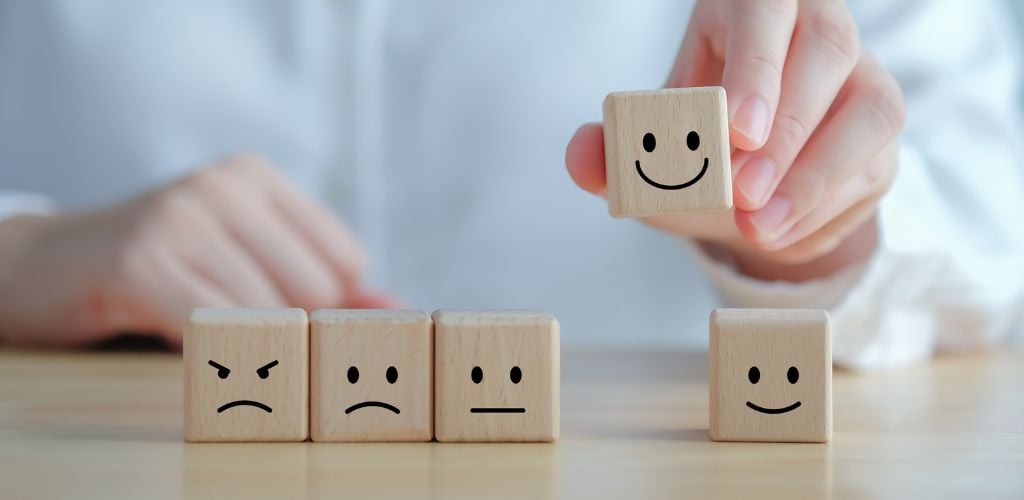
<box><xmin>690</xmin><ymin>0</ymin><xmax>1024</xmax><ymax>370</ymax></box>
<box><xmin>0</xmin><ymin>191</ymin><xmax>55</xmax><ymax>221</ymax></box>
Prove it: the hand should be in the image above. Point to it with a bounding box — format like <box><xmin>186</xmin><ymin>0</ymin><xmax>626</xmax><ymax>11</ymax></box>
<box><xmin>567</xmin><ymin>0</ymin><xmax>906</xmax><ymax>280</ymax></box>
<box><xmin>0</xmin><ymin>155</ymin><xmax>399</xmax><ymax>347</ymax></box>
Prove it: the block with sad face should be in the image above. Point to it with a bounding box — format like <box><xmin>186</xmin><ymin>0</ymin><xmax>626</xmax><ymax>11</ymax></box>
<box><xmin>310</xmin><ymin>309</ymin><xmax>433</xmax><ymax>442</ymax></box>
<box><xmin>183</xmin><ymin>308</ymin><xmax>309</xmax><ymax>442</ymax></box>
<box><xmin>709</xmin><ymin>308</ymin><xmax>832</xmax><ymax>443</ymax></box>
<box><xmin>603</xmin><ymin>87</ymin><xmax>732</xmax><ymax>217</ymax></box>
<box><xmin>433</xmin><ymin>310</ymin><xmax>559</xmax><ymax>442</ymax></box>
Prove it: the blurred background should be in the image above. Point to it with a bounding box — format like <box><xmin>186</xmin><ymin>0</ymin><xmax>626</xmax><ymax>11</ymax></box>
<box><xmin>0</xmin><ymin>1</ymin><xmax>1021</xmax><ymax>349</ymax></box>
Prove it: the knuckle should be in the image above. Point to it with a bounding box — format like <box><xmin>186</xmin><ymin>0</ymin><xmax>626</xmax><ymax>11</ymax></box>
<box><xmin>861</xmin><ymin>74</ymin><xmax>907</xmax><ymax>138</ymax></box>
<box><xmin>742</xmin><ymin>49</ymin><xmax>786</xmax><ymax>85</ymax></box>
<box><xmin>769</xmin><ymin>111</ymin><xmax>812</xmax><ymax>159</ymax></box>
<box><xmin>803</xmin><ymin>5</ymin><xmax>861</xmax><ymax>68</ymax></box>
<box><xmin>756</xmin><ymin>0</ymin><xmax>798</xmax><ymax>19</ymax></box>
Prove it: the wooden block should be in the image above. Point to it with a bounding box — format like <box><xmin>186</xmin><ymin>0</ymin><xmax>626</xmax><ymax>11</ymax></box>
<box><xmin>603</xmin><ymin>87</ymin><xmax>732</xmax><ymax>217</ymax></box>
<box><xmin>433</xmin><ymin>310</ymin><xmax>559</xmax><ymax>442</ymax></box>
<box><xmin>709</xmin><ymin>308</ymin><xmax>832</xmax><ymax>443</ymax></box>
<box><xmin>183</xmin><ymin>308</ymin><xmax>309</xmax><ymax>442</ymax></box>
<box><xmin>310</xmin><ymin>309</ymin><xmax>433</xmax><ymax>442</ymax></box>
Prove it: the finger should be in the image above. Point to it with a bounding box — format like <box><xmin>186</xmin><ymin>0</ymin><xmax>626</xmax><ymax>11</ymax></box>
<box><xmin>733</xmin><ymin>0</ymin><xmax>860</xmax><ymax>210</ymax></box>
<box><xmin>141</xmin><ymin>250</ymin><xmax>234</xmax><ymax>344</ymax></box>
<box><xmin>182</xmin><ymin>210</ymin><xmax>287</xmax><ymax>308</ymax></box>
<box><xmin>565</xmin><ymin>123</ymin><xmax>607</xmax><ymax>197</ymax></box>
<box><xmin>226</xmin><ymin>203</ymin><xmax>347</xmax><ymax>311</ymax></box>
<box><xmin>736</xmin><ymin>55</ymin><xmax>906</xmax><ymax>243</ymax></box>
<box><xmin>344</xmin><ymin>289</ymin><xmax>406</xmax><ymax>309</ymax></box>
<box><xmin>666</xmin><ymin>1</ymin><xmax>725</xmax><ymax>88</ymax></box>
<box><xmin>762</xmin><ymin>194</ymin><xmax>882</xmax><ymax>266</ymax></box>
<box><xmin>763</xmin><ymin>143</ymin><xmax>897</xmax><ymax>253</ymax></box>
<box><xmin>720</xmin><ymin>0</ymin><xmax>798</xmax><ymax>150</ymax></box>
<box><xmin>249</xmin><ymin>160</ymin><xmax>367</xmax><ymax>291</ymax></box>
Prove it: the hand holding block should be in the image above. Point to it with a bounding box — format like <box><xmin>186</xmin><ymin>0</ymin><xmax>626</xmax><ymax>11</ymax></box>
<box><xmin>184</xmin><ymin>308</ymin><xmax>309</xmax><ymax>442</ymax></box>
<box><xmin>603</xmin><ymin>87</ymin><xmax>732</xmax><ymax>217</ymax></box>
<box><xmin>433</xmin><ymin>310</ymin><xmax>559</xmax><ymax>442</ymax></box>
<box><xmin>310</xmin><ymin>310</ymin><xmax>433</xmax><ymax>442</ymax></box>
<box><xmin>709</xmin><ymin>308</ymin><xmax>832</xmax><ymax>443</ymax></box>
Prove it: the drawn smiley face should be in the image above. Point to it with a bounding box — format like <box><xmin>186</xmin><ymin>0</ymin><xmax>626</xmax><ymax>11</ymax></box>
<box><xmin>468</xmin><ymin>364</ymin><xmax>526</xmax><ymax>414</ymax></box>
<box><xmin>343</xmin><ymin>364</ymin><xmax>402</xmax><ymax>415</ymax></box>
<box><xmin>709</xmin><ymin>308</ymin><xmax>832</xmax><ymax>443</ymax></box>
<box><xmin>635</xmin><ymin>129</ymin><xmax>708</xmax><ymax>190</ymax></box>
<box><xmin>603</xmin><ymin>87</ymin><xmax>732</xmax><ymax>217</ymax></box>
<box><xmin>745</xmin><ymin>365</ymin><xmax>802</xmax><ymax>415</ymax></box>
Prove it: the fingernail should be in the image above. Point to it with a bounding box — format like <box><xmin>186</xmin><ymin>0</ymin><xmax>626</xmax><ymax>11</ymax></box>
<box><xmin>735</xmin><ymin>158</ymin><xmax>776</xmax><ymax>206</ymax></box>
<box><xmin>748</xmin><ymin>195</ymin><xmax>792</xmax><ymax>238</ymax></box>
<box><xmin>732</xmin><ymin>96</ymin><xmax>770</xmax><ymax>146</ymax></box>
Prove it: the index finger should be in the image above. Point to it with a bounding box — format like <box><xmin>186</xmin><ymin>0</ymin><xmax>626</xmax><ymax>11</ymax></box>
<box><xmin>720</xmin><ymin>0</ymin><xmax>797</xmax><ymax>150</ymax></box>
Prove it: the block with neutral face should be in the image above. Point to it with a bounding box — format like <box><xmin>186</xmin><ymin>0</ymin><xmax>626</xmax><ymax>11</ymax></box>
<box><xmin>310</xmin><ymin>309</ymin><xmax>433</xmax><ymax>442</ymax></box>
<box><xmin>183</xmin><ymin>308</ymin><xmax>309</xmax><ymax>442</ymax></box>
<box><xmin>603</xmin><ymin>87</ymin><xmax>732</xmax><ymax>217</ymax></box>
<box><xmin>433</xmin><ymin>310</ymin><xmax>559</xmax><ymax>442</ymax></box>
<box><xmin>709</xmin><ymin>308</ymin><xmax>832</xmax><ymax>443</ymax></box>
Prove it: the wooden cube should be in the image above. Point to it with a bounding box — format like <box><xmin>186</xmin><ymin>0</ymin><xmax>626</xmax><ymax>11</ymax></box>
<box><xmin>709</xmin><ymin>308</ymin><xmax>832</xmax><ymax>443</ymax></box>
<box><xmin>603</xmin><ymin>87</ymin><xmax>732</xmax><ymax>217</ymax></box>
<box><xmin>310</xmin><ymin>309</ymin><xmax>433</xmax><ymax>442</ymax></box>
<box><xmin>433</xmin><ymin>310</ymin><xmax>559</xmax><ymax>442</ymax></box>
<box><xmin>183</xmin><ymin>308</ymin><xmax>309</xmax><ymax>442</ymax></box>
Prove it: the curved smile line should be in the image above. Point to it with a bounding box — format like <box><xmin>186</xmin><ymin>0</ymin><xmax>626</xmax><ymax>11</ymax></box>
<box><xmin>746</xmin><ymin>401</ymin><xmax>802</xmax><ymax>415</ymax></box>
<box><xmin>217</xmin><ymin>400</ymin><xmax>273</xmax><ymax>413</ymax></box>
<box><xmin>345</xmin><ymin>401</ymin><xmax>401</xmax><ymax>414</ymax></box>
<box><xmin>635</xmin><ymin>157</ymin><xmax>709</xmax><ymax>190</ymax></box>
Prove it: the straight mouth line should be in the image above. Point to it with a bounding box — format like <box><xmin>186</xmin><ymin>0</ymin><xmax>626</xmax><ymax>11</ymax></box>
<box><xmin>470</xmin><ymin>408</ymin><xmax>526</xmax><ymax>414</ymax></box>
<box><xmin>746</xmin><ymin>401</ymin><xmax>802</xmax><ymax>415</ymax></box>
<box><xmin>217</xmin><ymin>400</ymin><xmax>273</xmax><ymax>413</ymax></box>
<box><xmin>345</xmin><ymin>401</ymin><xmax>401</xmax><ymax>414</ymax></box>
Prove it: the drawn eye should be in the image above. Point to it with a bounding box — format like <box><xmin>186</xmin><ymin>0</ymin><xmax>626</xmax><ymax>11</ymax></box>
<box><xmin>748</xmin><ymin>366</ymin><xmax>760</xmax><ymax>384</ymax></box>
<box><xmin>510</xmin><ymin>366</ymin><xmax>522</xmax><ymax>384</ymax></box>
<box><xmin>471</xmin><ymin>366</ymin><xmax>483</xmax><ymax>384</ymax></box>
<box><xmin>787</xmin><ymin>366</ymin><xmax>800</xmax><ymax>384</ymax></box>
<box><xmin>686</xmin><ymin>131</ymin><xmax>700</xmax><ymax>151</ymax></box>
<box><xmin>208</xmin><ymin>360</ymin><xmax>230</xmax><ymax>380</ymax></box>
<box><xmin>386</xmin><ymin>366</ymin><xmax>398</xmax><ymax>384</ymax></box>
<box><xmin>256</xmin><ymin>360</ymin><xmax>278</xmax><ymax>380</ymax></box>
<box><xmin>642</xmin><ymin>132</ymin><xmax>656</xmax><ymax>152</ymax></box>
<box><xmin>347</xmin><ymin>366</ymin><xmax>359</xmax><ymax>384</ymax></box>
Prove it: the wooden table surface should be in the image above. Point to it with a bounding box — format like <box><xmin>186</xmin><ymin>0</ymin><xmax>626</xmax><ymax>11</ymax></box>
<box><xmin>1</xmin><ymin>348</ymin><xmax>1022</xmax><ymax>499</ymax></box>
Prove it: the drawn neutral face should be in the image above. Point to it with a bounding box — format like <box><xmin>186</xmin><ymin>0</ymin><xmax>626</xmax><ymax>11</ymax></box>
<box><xmin>208</xmin><ymin>359</ymin><xmax>279</xmax><ymax>413</ymax></box>
<box><xmin>433</xmin><ymin>310</ymin><xmax>559</xmax><ymax>442</ymax></box>
<box><xmin>468</xmin><ymin>364</ymin><xmax>526</xmax><ymax>414</ymax></box>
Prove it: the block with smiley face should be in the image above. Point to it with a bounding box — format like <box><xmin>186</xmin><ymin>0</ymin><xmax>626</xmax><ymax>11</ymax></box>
<box><xmin>709</xmin><ymin>308</ymin><xmax>832</xmax><ymax>443</ymax></box>
<box><xmin>310</xmin><ymin>309</ymin><xmax>433</xmax><ymax>442</ymax></box>
<box><xmin>183</xmin><ymin>308</ymin><xmax>309</xmax><ymax>442</ymax></box>
<box><xmin>433</xmin><ymin>310</ymin><xmax>559</xmax><ymax>442</ymax></box>
<box><xmin>603</xmin><ymin>87</ymin><xmax>732</xmax><ymax>217</ymax></box>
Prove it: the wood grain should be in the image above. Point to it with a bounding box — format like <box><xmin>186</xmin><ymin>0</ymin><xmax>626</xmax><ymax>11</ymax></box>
<box><xmin>310</xmin><ymin>309</ymin><xmax>433</xmax><ymax>442</ymax></box>
<box><xmin>709</xmin><ymin>308</ymin><xmax>832</xmax><ymax>442</ymax></box>
<box><xmin>1</xmin><ymin>348</ymin><xmax>1022</xmax><ymax>499</ymax></box>
<box><xmin>433</xmin><ymin>310</ymin><xmax>559</xmax><ymax>442</ymax></box>
<box><xmin>183</xmin><ymin>308</ymin><xmax>309</xmax><ymax>442</ymax></box>
<box><xmin>603</xmin><ymin>87</ymin><xmax>732</xmax><ymax>217</ymax></box>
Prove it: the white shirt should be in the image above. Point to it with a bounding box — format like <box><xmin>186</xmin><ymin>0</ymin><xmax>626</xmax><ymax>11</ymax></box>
<box><xmin>1</xmin><ymin>1</ymin><xmax>1021</xmax><ymax>369</ymax></box>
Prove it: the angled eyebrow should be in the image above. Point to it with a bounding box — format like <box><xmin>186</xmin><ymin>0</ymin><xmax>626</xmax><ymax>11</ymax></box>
<box><xmin>257</xmin><ymin>360</ymin><xmax>279</xmax><ymax>372</ymax></box>
<box><xmin>208</xmin><ymin>360</ymin><xmax>230</xmax><ymax>372</ymax></box>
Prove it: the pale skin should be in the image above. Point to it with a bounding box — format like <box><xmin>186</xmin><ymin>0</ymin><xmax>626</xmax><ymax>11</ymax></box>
<box><xmin>567</xmin><ymin>0</ymin><xmax>907</xmax><ymax>281</ymax></box>
<box><xmin>0</xmin><ymin>155</ymin><xmax>399</xmax><ymax>347</ymax></box>
<box><xmin>0</xmin><ymin>0</ymin><xmax>907</xmax><ymax>347</ymax></box>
